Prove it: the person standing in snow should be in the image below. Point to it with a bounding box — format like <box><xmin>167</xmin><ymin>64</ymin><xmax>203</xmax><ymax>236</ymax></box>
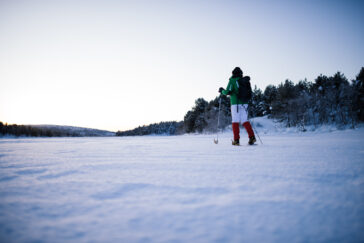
<box><xmin>219</xmin><ymin>67</ymin><xmax>256</xmax><ymax>145</ymax></box>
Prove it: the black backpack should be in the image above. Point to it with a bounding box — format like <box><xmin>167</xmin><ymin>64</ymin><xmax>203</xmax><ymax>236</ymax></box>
<box><xmin>237</xmin><ymin>76</ymin><xmax>252</xmax><ymax>103</ymax></box>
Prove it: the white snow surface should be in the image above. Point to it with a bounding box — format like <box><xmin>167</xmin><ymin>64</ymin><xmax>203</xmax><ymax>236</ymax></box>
<box><xmin>1</xmin><ymin>118</ymin><xmax>364</xmax><ymax>243</ymax></box>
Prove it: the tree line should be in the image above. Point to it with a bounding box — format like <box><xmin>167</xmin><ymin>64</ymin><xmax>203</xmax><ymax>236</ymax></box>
<box><xmin>116</xmin><ymin>121</ymin><xmax>184</xmax><ymax>136</ymax></box>
<box><xmin>181</xmin><ymin>67</ymin><xmax>364</xmax><ymax>133</ymax></box>
<box><xmin>0</xmin><ymin>122</ymin><xmax>78</xmax><ymax>137</ymax></box>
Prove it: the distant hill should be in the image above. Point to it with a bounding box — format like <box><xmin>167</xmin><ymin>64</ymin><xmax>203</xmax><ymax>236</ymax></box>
<box><xmin>32</xmin><ymin>125</ymin><xmax>115</xmax><ymax>137</ymax></box>
<box><xmin>0</xmin><ymin>122</ymin><xmax>115</xmax><ymax>137</ymax></box>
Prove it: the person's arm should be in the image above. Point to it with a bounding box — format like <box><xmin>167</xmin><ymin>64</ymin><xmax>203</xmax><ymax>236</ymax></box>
<box><xmin>221</xmin><ymin>79</ymin><xmax>233</xmax><ymax>96</ymax></box>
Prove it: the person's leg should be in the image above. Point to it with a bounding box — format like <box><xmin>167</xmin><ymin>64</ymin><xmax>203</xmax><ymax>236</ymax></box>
<box><xmin>231</xmin><ymin>105</ymin><xmax>240</xmax><ymax>143</ymax></box>
<box><xmin>241</xmin><ymin>104</ymin><xmax>255</xmax><ymax>138</ymax></box>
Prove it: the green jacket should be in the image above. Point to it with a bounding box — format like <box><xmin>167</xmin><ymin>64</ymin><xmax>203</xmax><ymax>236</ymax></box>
<box><xmin>222</xmin><ymin>76</ymin><xmax>247</xmax><ymax>105</ymax></box>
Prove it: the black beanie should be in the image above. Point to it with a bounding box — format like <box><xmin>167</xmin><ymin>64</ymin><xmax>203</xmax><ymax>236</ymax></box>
<box><xmin>232</xmin><ymin>67</ymin><xmax>243</xmax><ymax>77</ymax></box>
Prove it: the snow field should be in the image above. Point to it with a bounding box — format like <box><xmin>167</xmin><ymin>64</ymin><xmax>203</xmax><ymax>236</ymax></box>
<box><xmin>0</xmin><ymin>124</ymin><xmax>363</xmax><ymax>242</ymax></box>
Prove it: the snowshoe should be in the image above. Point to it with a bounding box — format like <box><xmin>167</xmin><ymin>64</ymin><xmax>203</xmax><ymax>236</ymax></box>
<box><xmin>248</xmin><ymin>136</ymin><xmax>256</xmax><ymax>145</ymax></box>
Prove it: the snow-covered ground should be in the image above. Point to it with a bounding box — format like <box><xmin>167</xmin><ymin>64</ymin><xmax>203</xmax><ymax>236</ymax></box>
<box><xmin>1</xmin><ymin>119</ymin><xmax>363</xmax><ymax>243</ymax></box>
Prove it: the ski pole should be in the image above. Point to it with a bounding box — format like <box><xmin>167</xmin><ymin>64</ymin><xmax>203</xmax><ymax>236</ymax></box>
<box><xmin>214</xmin><ymin>97</ymin><xmax>222</xmax><ymax>144</ymax></box>
<box><xmin>251</xmin><ymin>119</ymin><xmax>263</xmax><ymax>144</ymax></box>
<box><xmin>244</xmin><ymin>106</ymin><xmax>263</xmax><ymax>144</ymax></box>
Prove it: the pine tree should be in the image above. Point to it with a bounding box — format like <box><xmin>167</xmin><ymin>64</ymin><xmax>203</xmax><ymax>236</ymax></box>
<box><xmin>250</xmin><ymin>86</ymin><xmax>264</xmax><ymax>117</ymax></box>
<box><xmin>263</xmin><ymin>85</ymin><xmax>278</xmax><ymax>115</ymax></box>
<box><xmin>353</xmin><ymin>67</ymin><xmax>364</xmax><ymax>121</ymax></box>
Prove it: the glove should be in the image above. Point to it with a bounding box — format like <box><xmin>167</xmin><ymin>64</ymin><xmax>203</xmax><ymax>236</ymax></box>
<box><xmin>218</xmin><ymin>87</ymin><xmax>225</xmax><ymax>93</ymax></box>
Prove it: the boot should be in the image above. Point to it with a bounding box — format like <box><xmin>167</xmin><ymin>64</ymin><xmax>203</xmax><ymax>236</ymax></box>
<box><xmin>232</xmin><ymin>139</ymin><xmax>240</xmax><ymax>146</ymax></box>
<box><xmin>248</xmin><ymin>136</ymin><xmax>256</xmax><ymax>145</ymax></box>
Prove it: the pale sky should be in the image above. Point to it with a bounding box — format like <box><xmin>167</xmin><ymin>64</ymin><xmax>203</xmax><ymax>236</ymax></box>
<box><xmin>1</xmin><ymin>0</ymin><xmax>363</xmax><ymax>131</ymax></box>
